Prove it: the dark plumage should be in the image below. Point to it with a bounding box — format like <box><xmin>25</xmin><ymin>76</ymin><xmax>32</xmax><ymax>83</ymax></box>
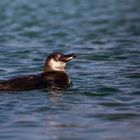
<box><xmin>0</xmin><ymin>52</ymin><xmax>76</xmax><ymax>91</ymax></box>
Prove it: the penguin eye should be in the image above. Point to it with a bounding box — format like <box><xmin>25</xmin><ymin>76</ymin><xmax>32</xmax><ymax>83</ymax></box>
<box><xmin>57</xmin><ymin>54</ymin><xmax>61</xmax><ymax>58</ymax></box>
<box><xmin>53</xmin><ymin>54</ymin><xmax>61</xmax><ymax>61</ymax></box>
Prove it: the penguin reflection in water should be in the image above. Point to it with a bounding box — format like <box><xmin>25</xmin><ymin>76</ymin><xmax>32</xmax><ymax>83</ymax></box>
<box><xmin>0</xmin><ymin>52</ymin><xmax>77</xmax><ymax>91</ymax></box>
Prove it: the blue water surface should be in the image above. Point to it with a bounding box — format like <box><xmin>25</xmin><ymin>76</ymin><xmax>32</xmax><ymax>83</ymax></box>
<box><xmin>0</xmin><ymin>0</ymin><xmax>140</xmax><ymax>140</ymax></box>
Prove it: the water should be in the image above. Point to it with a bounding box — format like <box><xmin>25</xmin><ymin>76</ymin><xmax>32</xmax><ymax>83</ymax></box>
<box><xmin>0</xmin><ymin>0</ymin><xmax>140</xmax><ymax>139</ymax></box>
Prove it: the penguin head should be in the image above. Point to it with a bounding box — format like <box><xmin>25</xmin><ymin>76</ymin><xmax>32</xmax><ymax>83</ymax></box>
<box><xmin>44</xmin><ymin>52</ymin><xmax>77</xmax><ymax>72</ymax></box>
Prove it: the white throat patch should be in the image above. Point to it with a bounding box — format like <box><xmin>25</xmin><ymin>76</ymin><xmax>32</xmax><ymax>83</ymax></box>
<box><xmin>48</xmin><ymin>59</ymin><xmax>66</xmax><ymax>71</ymax></box>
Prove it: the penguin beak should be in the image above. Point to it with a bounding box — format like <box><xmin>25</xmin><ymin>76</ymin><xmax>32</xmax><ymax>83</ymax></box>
<box><xmin>59</xmin><ymin>53</ymin><xmax>77</xmax><ymax>62</ymax></box>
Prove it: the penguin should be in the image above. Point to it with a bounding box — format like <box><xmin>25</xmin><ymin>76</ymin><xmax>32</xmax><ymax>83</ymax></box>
<box><xmin>0</xmin><ymin>52</ymin><xmax>77</xmax><ymax>91</ymax></box>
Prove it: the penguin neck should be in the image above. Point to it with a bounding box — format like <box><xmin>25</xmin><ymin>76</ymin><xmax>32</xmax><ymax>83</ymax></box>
<box><xmin>44</xmin><ymin>65</ymin><xmax>66</xmax><ymax>73</ymax></box>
